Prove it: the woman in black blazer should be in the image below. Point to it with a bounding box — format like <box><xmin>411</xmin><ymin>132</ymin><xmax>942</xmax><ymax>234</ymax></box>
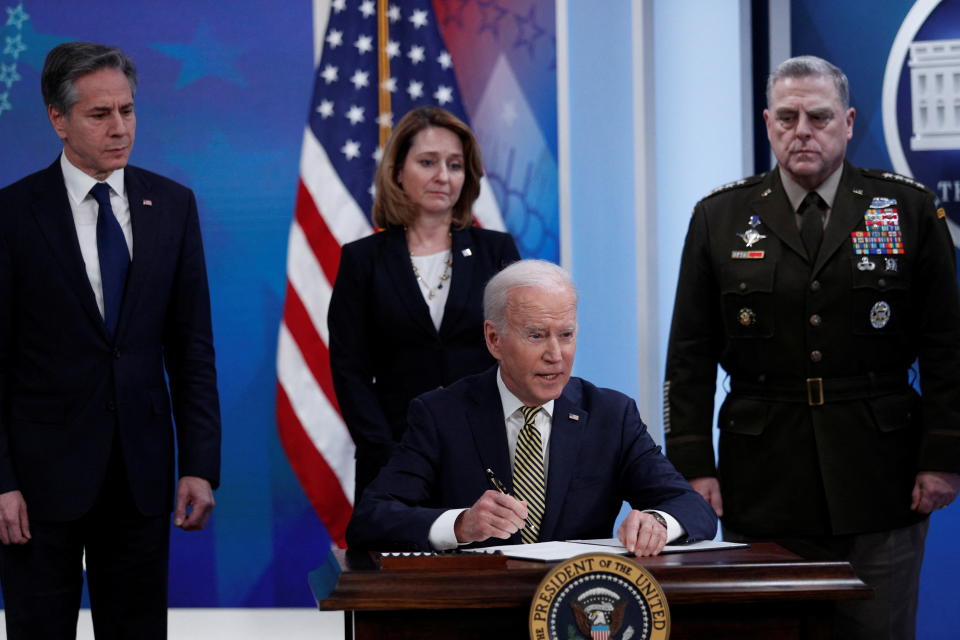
<box><xmin>328</xmin><ymin>106</ymin><xmax>520</xmax><ymax>502</ymax></box>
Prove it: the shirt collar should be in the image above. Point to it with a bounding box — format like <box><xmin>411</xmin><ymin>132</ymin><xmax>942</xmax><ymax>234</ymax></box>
<box><xmin>780</xmin><ymin>163</ymin><xmax>843</xmax><ymax>213</ymax></box>
<box><xmin>60</xmin><ymin>151</ymin><xmax>126</xmax><ymax>206</ymax></box>
<box><xmin>496</xmin><ymin>368</ymin><xmax>554</xmax><ymax>422</ymax></box>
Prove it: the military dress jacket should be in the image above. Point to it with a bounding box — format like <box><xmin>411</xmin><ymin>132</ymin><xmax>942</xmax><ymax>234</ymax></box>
<box><xmin>664</xmin><ymin>162</ymin><xmax>960</xmax><ymax>537</ymax></box>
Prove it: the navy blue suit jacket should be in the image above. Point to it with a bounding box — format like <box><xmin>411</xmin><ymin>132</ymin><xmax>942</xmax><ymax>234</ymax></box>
<box><xmin>346</xmin><ymin>368</ymin><xmax>717</xmax><ymax>551</ymax></box>
<box><xmin>0</xmin><ymin>158</ymin><xmax>221</xmax><ymax>521</ymax></box>
<box><xmin>328</xmin><ymin>225</ymin><xmax>518</xmax><ymax>497</ymax></box>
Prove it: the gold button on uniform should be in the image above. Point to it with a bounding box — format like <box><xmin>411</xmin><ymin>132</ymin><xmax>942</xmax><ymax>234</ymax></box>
<box><xmin>810</xmin><ymin>350</ymin><xmax>823</xmax><ymax>362</ymax></box>
<box><xmin>809</xmin><ymin>314</ymin><xmax>822</xmax><ymax>327</ymax></box>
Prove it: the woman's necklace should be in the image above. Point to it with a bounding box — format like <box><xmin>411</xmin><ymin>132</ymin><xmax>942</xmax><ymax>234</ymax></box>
<box><xmin>410</xmin><ymin>251</ymin><xmax>453</xmax><ymax>300</ymax></box>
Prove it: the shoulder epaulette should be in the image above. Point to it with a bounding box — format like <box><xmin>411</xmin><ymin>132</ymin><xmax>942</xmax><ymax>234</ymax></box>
<box><xmin>860</xmin><ymin>168</ymin><xmax>932</xmax><ymax>194</ymax></box>
<box><xmin>700</xmin><ymin>173</ymin><xmax>766</xmax><ymax>202</ymax></box>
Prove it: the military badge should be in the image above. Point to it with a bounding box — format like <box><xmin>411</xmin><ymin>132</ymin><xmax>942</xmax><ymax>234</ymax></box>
<box><xmin>738</xmin><ymin>308</ymin><xmax>757</xmax><ymax>326</ymax></box>
<box><xmin>870</xmin><ymin>301</ymin><xmax>892</xmax><ymax>329</ymax></box>
<box><xmin>856</xmin><ymin>256</ymin><xmax>876</xmax><ymax>271</ymax></box>
<box><xmin>530</xmin><ymin>553</ymin><xmax>669</xmax><ymax>640</ymax></box>
<box><xmin>884</xmin><ymin>258</ymin><xmax>898</xmax><ymax>272</ymax></box>
<box><xmin>731</xmin><ymin>250</ymin><xmax>765</xmax><ymax>259</ymax></box>
<box><xmin>737</xmin><ymin>229</ymin><xmax>766</xmax><ymax>248</ymax></box>
<box><xmin>851</xmin><ymin>205</ymin><xmax>905</xmax><ymax>255</ymax></box>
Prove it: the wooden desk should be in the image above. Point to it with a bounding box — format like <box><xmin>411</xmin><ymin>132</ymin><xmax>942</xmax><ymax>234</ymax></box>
<box><xmin>312</xmin><ymin>543</ymin><xmax>870</xmax><ymax>639</ymax></box>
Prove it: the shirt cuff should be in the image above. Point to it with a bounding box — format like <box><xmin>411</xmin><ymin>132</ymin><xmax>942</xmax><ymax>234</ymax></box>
<box><xmin>428</xmin><ymin>508</ymin><xmax>468</xmax><ymax>550</ymax></box>
<box><xmin>648</xmin><ymin>509</ymin><xmax>685</xmax><ymax>543</ymax></box>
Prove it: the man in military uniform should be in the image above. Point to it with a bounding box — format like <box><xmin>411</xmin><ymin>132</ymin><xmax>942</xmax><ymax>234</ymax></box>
<box><xmin>664</xmin><ymin>55</ymin><xmax>960</xmax><ymax>639</ymax></box>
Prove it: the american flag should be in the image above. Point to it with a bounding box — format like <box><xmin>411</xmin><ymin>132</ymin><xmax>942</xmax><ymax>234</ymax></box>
<box><xmin>277</xmin><ymin>0</ymin><xmax>505</xmax><ymax>547</ymax></box>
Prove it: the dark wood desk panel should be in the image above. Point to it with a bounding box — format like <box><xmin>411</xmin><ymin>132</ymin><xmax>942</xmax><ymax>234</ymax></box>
<box><xmin>313</xmin><ymin>543</ymin><xmax>870</xmax><ymax>639</ymax></box>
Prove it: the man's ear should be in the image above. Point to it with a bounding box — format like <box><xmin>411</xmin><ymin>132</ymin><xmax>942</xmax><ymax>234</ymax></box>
<box><xmin>484</xmin><ymin>320</ymin><xmax>501</xmax><ymax>360</ymax></box>
<box><xmin>48</xmin><ymin>105</ymin><xmax>68</xmax><ymax>140</ymax></box>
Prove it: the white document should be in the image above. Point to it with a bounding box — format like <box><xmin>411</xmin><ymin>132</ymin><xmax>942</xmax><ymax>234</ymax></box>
<box><xmin>464</xmin><ymin>538</ymin><xmax>748</xmax><ymax>562</ymax></box>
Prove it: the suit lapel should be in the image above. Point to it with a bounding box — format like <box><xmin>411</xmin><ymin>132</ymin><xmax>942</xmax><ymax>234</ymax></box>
<box><xmin>539</xmin><ymin>381</ymin><xmax>586</xmax><ymax>541</ymax></box>
<box><xmin>383</xmin><ymin>228</ymin><xmax>438</xmax><ymax>338</ymax></box>
<box><xmin>466</xmin><ymin>370</ymin><xmax>512</xmax><ymax>492</ymax></box>
<box><xmin>30</xmin><ymin>160</ymin><xmax>107</xmax><ymax>337</ymax></box>
<box><xmin>813</xmin><ymin>163</ymin><xmax>868</xmax><ymax>277</ymax></box>
<box><xmin>438</xmin><ymin>228</ymin><xmax>476</xmax><ymax>337</ymax></box>
<box><xmin>750</xmin><ymin>169</ymin><xmax>807</xmax><ymax>260</ymax></box>
<box><xmin>115</xmin><ymin>167</ymin><xmax>158</xmax><ymax>340</ymax></box>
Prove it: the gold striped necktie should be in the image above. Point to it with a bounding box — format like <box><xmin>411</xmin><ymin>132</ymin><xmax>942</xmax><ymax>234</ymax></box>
<box><xmin>514</xmin><ymin>405</ymin><xmax>545</xmax><ymax>544</ymax></box>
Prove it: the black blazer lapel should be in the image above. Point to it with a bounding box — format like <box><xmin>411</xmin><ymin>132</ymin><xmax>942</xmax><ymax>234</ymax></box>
<box><xmin>750</xmin><ymin>169</ymin><xmax>807</xmax><ymax>261</ymax></box>
<box><xmin>30</xmin><ymin>160</ymin><xmax>107</xmax><ymax>337</ymax></box>
<box><xmin>465</xmin><ymin>370</ymin><xmax>512</xmax><ymax>488</ymax></box>
<box><xmin>383</xmin><ymin>227</ymin><xmax>438</xmax><ymax>339</ymax></box>
<box><xmin>813</xmin><ymin>163</ymin><xmax>869</xmax><ymax>277</ymax></box>
<box><xmin>539</xmin><ymin>381</ymin><xmax>586</xmax><ymax>541</ymax></box>
<box><xmin>438</xmin><ymin>228</ymin><xmax>476</xmax><ymax>337</ymax></box>
<box><xmin>115</xmin><ymin>167</ymin><xmax>159</xmax><ymax>341</ymax></box>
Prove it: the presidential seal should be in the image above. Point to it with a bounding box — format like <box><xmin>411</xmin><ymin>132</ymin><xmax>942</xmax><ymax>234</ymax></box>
<box><xmin>529</xmin><ymin>553</ymin><xmax>669</xmax><ymax>640</ymax></box>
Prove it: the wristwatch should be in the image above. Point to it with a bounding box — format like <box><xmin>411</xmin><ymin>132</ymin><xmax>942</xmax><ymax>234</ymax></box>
<box><xmin>644</xmin><ymin>510</ymin><xmax>668</xmax><ymax>530</ymax></box>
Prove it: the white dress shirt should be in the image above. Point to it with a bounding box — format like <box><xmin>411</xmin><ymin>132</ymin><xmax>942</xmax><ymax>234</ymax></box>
<box><xmin>60</xmin><ymin>152</ymin><xmax>133</xmax><ymax>320</ymax></box>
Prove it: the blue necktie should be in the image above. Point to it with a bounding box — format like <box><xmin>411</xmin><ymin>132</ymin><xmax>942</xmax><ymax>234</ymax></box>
<box><xmin>90</xmin><ymin>182</ymin><xmax>129</xmax><ymax>336</ymax></box>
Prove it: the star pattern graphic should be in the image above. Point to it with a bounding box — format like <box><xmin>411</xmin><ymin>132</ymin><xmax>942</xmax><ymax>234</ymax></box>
<box><xmin>151</xmin><ymin>23</ymin><xmax>246</xmax><ymax>88</ymax></box>
<box><xmin>514</xmin><ymin>4</ymin><xmax>545</xmax><ymax>59</ymax></box>
<box><xmin>407</xmin><ymin>45</ymin><xmax>425</xmax><ymax>64</ymax></box>
<box><xmin>331</xmin><ymin>0</ymin><xmax>346</xmax><ymax>13</ymax></box>
<box><xmin>5</xmin><ymin>2</ymin><xmax>29</xmax><ymax>29</ymax></box>
<box><xmin>341</xmin><ymin>139</ymin><xmax>360</xmax><ymax>160</ymax></box>
<box><xmin>477</xmin><ymin>0</ymin><xmax>509</xmax><ymax>40</ymax></box>
<box><xmin>3</xmin><ymin>33</ymin><xmax>26</xmax><ymax>59</ymax></box>
<box><xmin>0</xmin><ymin>62</ymin><xmax>20</xmax><ymax>89</ymax></box>
<box><xmin>406</xmin><ymin>80</ymin><xmax>423</xmax><ymax>99</ymax></box>
<box><xmin>437</xmin><ymin>51</ymin><xmax>452</xmax><ymax>70</ymax></box>
<box><xmin>359</xmin><ymin>0</ymin><xmax>375</xmax><ymax>19</ymax></box>
<box><xmin>0</xmin><ymin>90</ymin><xmax>10</xmax><ymax>114</ymax></box>
<box><xmin>354</xmin><ymin>34</ymin><xmax>373</xmax><ymax>54</ymax></box>
<box><xmin>326</xmin><ymin>29</ymin><xmax>343</xmax><ymax>49</ymax></box>
<box><xmin>433</xmin><ymin>85</ymin><xmax>453</xmax><ymax>105</ymax></box>
<box><xmin>388</xmin><ymin>5</ymin><xmax>401</xmax><ymax>22</ymax></box>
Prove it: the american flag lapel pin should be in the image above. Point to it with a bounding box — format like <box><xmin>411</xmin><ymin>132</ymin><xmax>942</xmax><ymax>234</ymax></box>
<box><xmin>461</xmin><ymin>248</ymin><xmax>472</xmax><ymax>257</ymax></box>
<box><xmin>142</xmin><ymin>199</ymin><xmax>153</xmax><ymax>206</ymax></box>
<box><xmin>568</xmin><ymin>413</ymin><xmax>579</xmax><ymax>421</ymax></box>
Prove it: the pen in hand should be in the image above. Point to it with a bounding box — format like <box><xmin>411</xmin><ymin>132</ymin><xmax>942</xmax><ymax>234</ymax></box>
<box><xmin>486</xmin><ymin>468</ymin><xmax>508</xmax><ymax>494</ymax></box>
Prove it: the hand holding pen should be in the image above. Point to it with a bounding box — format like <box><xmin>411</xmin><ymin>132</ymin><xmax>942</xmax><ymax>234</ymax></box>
<box><xmin>452</xmin><ymin>468</ymin><xmax>528</xmax><ymax>544</ymax></box>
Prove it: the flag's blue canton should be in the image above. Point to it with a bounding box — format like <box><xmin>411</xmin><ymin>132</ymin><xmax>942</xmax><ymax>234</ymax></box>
<box><xmin>308</xmin><ymin>0</ymin><xmax>470</xmax><ymax>223</ymax></box>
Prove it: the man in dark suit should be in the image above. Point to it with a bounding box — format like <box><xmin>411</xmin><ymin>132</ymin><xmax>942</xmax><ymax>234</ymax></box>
<box><xmin>347</xmin><ymin>259</ymin><xmax>716</xmax><ymax>555</ymax></box>
<box><xmin>664</xmin><ymin>56</ymin><xmax>960</xmax><ymax>639</ymax></box>
<box><xmin>0</xmin><ymin>42</ymin><xmax>220</xmax><ymax>639</ymax></box>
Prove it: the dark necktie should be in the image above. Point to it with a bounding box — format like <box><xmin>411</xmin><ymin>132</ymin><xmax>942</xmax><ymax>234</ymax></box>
<box><xmin>513</xmin><ymin>405</ymin><xmax>545</xmax><ymax>544</ymax></box>
<box><xmin>90</xmin><ymin>182</ymin><xmax>129</xmax><ymax>336</ymax></box>
<box><xmin>799</xmin><ymin>191</ymin><xmax>827</xmax><ymax>261</ymax></box>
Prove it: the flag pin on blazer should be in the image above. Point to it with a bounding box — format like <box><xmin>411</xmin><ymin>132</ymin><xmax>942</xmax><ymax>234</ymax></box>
<box><xmin>461</xmin><ymin>248</ymin><xmax>472</xmax><ymax>257</ymax></box>
<box><xmin>142</xmin><ymin>199</ymin><xmax>153</xmax><ymax>206</ymax></box>
<box><xmin>569</xmin><ymin>413</ymin><xmax>579</xmax><ymax>421</ymax></box>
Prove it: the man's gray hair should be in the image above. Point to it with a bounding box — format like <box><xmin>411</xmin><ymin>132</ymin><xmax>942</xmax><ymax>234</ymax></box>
<box><xmin>767</xmin><ymin>55</ymin><xmax>849</xmax><ymax>110</ymax></box>
<box><xmin>483</xmin><ymin>259</ymin><xmax>577</xmax><ymax>331</ymax></box>
<box><xmin>41</xmin><ymin>42</ymin><xmax>137</xmax><ymax>115</ymax></box>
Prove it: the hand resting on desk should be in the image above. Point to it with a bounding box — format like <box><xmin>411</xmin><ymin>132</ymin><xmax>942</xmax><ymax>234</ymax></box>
<box><xmin>454</xmin><ymin>490</ymin><xmax>528</xmax><ymax>543</ymax></box>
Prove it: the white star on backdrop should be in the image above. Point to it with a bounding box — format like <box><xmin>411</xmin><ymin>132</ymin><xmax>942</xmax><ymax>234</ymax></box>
<box><xmin>350</xmin><ymin>69</ymin><xmax>369</xmax><ymax>89</ymax></box>
<box><xmin>331</xmin><ymin>0</ymin><xmax>346</xmax><ymax>13</ymax></box>
<box><xmin>346</xmin><ymin>105</ymin><xmax>365</xmax><ymax>125</ymax></box>
<box><xmin>320</xmin><ymin>64</ymin><xmax>339</xmax><ymax>84</ymax></box>
<box><xmin>433</xmin><ymin>85</ymin><xmax>453</xmax><ymax>105</ymax></box>
<box><xmin>406</xmin><ymin>80</ymin><xmax>423</xmax><ymax>99</ymax></box>
<box><xmin>354</xmin><ymin>35</ymin><xmax>373</xmax><ymax>54</ymax></box>
<box><xmin>359</xmin><ymin>0</ymin><xmax>375</xmax><ymax>18</ymax></box>
<box><xmin>407</xmin><ymin>45</ymin><xmax>425</xmax><ymax>65</ymax></box>
<box><xmin>410</xmin><ymin>9</ymin><xmax>429</xmax><ymax>29</ymax></box>
<box><xmin>382</xmin><ymin>77</ymin><xmax>397</xmax><ymax>93</ymax></box>
<box><xmin>0</xmin><ymin>91</ymin><xmax>11</xmax><ymax>115</ymax></box>
<box><xmin>388</xmin><ymin>5</ymin><xmax>401</xmax><ymax>22</ymax></box>
<box><xmin>341</xmin><ymin>139</ymin><xmax>361</xmax><ymax>160</ymax></box>
<box><xmin>317</xmin><ymin>100</ymin><xmax>334</xmax><ymax>118</ymax></box>
<box><xmin>437</xmin><ymin>51</ymin><xmax>452</xmax><ymax>70</ymax></box>
<box><xmin>325</xmin><ymin>30</ymin><xmax>343</xmax><ymax>49</ymax></box>
<box><xmin>386</xmin><ymin>41</ymin><xmax>400</xmax><ymax>59</ymax></box>
<box><xmin>376</xmin><ymin>111</ymin><xmax>393</xmax><ymax>128</ymax></box>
